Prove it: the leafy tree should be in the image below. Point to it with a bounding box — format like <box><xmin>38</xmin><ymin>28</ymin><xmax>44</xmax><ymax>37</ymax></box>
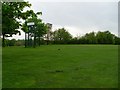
<box><xmin>114</xmin><ymin>36</ymin><xmax>120</xmax><ymax>44</ymax></box>
<box><xmin>2</xmin><ymin>1</ymin><xmax>32</xmax><ymax>47</ymax></box>
<box><xmin>53</xmin><ymin>28</ymin><xmax>72</xmax><ymax>44</ymax></box>
<box><xmin>22</xmin><ymin>11</ymin><xmax>48</xmax><ymax>47</ymax></box>
<box><xmin>36</xmin><ymin>22</ymin><xmax>48</xmax><ymax>46</ymax></box>
<box><xmin>96</xmin><ymin>31</ymin><xmax>114</xmax><ymax>44</ymax></box>
<box><xmin>84</xmin><ymin>32</ymin><xmax>96</xmax><ymax>44</ymax></box>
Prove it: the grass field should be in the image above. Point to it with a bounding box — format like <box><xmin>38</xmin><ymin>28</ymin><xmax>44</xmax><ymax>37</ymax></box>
<box><xmin>2</xmin><ymin>45</ymin><xmax>118</xmax><ymax>88</ymax></box>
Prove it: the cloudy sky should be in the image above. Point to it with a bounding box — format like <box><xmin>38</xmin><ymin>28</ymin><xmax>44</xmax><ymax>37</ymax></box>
<box><xmin>9</xmin><ymin>0</ymin><xmax>118</xmax><ymax>39</ymax></box>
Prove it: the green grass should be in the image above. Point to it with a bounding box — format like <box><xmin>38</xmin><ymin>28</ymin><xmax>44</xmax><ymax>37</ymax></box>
<box><xmin>2</xmin><ymin>45</ymin><xmax>118</xmax><ymax>88</ymax></box>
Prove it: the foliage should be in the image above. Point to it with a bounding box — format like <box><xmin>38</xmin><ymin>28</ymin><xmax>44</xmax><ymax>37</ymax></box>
<box><xmin>2</xmin><ymin>1</ymin><xmax>32</xmax><ymax>47</ymax></box>
<box><xmin>4</xmin><ymin>30</ymin><xmax>120</xmax><ymax>47</ymax></box>
<box><xmin>84</xmin><ymin>32</ymin><xmax>97</xmax><ymax>44</ymax></box>
<box><xmin>96</xmin><ymin>31</ymin><xmax>115</xmax><ymax>44</ymax></box>
<box><xmin>50</xmin><ymin>30</ymin><xmax>120</xmax><ymax>45</ymax></box>
<box><xmin>36</xmin><ymin>22</ymin><xmax>47</xmax><ymax>37</ymax></box>
<box><xmin>22</xmin><ymin>11</ymin><xmax>42</xmax><ymax>33</ymax></box>
<box><xmin>53</xmin><ymin>28</ymin><xmax>72</xmax><ymax>44</ymax></box>
<box><xmin>68</xmin><ymin>31</ymin><xmax>120</xmax><ymax>45</ymax></box>
<box><xmin>21</xmin><ymin>11</ymin><xmax>47</xmax><ymax>46</ymax></box>
<box><xmin>4</xmin><ymin>39</ymin><xmax>25</xmax><ymax>46</ymax></box>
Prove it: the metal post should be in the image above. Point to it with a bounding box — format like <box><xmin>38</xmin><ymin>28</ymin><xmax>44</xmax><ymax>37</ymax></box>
<box><xmin>28</xmin><ymin>27</ymin><xmax>30</xmax><ymax>47</ymax></box>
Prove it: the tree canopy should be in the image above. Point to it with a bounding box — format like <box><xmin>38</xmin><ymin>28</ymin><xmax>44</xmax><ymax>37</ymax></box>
<box><xmin>2</xmin><ymin>1</ymin><xmax>32</xmax><ymax>47</ymax></box>
<box><xmin>53</xmin><ymin>28</ymin><xmax>72</xmax><ymax>44</ymax></box>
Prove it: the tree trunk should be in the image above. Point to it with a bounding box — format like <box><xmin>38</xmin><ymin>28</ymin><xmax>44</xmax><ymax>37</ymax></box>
<box><xmin>2</xmin><ymin>34</ymin><xmax>5</xmax><ymax>47</ymax></box>
<box><xmin>25</xmin><ymin>32</ymin><xmax>27</xmax><ymax>48</ymax></box>
<box><xmin>39</xmin><ymin>36</ymin><xmax>40</xmax><ymax>46</ymax></box>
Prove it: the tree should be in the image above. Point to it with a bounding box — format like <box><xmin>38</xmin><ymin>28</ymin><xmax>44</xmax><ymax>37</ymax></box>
<box><xmin>36</xmin><ymin>22</ymin><xmax>47</xmax><ymax>46</ymax></box>
<box><xmin>22</xmin><ymin>11</ymin><xmax>48</xmax><ymax>47</ymax></box>
<box><xmin>114</xmin><ymin>36</ymin><xmax>120</xmax><ymax>45</ymax></box>
<box><xmin>2</xmin><ymin>1</ymin><xmax>32</xmax><ymax>47</ymax></box>
<box><xmin>84</xmin><ymin>32</ymin><xmax>97</xmax><ymax>44</ymax></box>
<box><xmin>96</xmin><ymin>31</ymin><xmax>114</xmax><ymax>44</ymax></box>
<box><xmin>53</xmin><ymin>28</ymin><xmax>72</xmax><ymax>44</ymax></box>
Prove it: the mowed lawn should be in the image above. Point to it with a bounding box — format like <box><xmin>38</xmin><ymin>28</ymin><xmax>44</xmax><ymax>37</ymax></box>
<box><xmin>2</xmin><ymin>45</ymin><xmax>118</xmax><ymax>88</ymax></box>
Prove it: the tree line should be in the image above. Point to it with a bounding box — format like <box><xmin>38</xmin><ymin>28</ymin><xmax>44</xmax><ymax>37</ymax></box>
<box><xmin>2</xmin><ymin>29</ymin><xmax>120</xmax><ymax>46</ymax></box>
<box><xmin>47</xmin><ymin>29</ymin><xmax>120</xmax><ymax>45</ymax></box>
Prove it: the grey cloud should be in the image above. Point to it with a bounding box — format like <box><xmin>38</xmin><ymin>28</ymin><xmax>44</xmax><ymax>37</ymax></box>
<box><xmin>9</xmin><ymin>1</ymin><xmax>118</xmax><ymax>39</ymax></box>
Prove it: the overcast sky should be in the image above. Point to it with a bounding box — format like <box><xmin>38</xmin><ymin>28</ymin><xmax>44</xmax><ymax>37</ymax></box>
<box><xmin>9</xmin><ymin>0</ymin><xmax>118</xmax><ymax>39</ymax></box>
